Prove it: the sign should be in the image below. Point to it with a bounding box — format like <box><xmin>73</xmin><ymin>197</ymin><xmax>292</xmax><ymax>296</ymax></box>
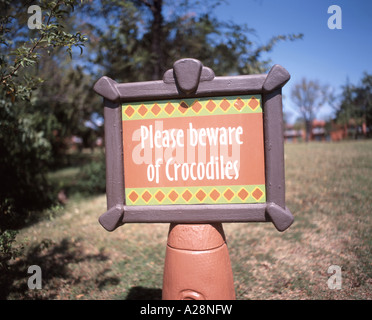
<box><xmin>94</xmin><ymin>58</ymin><xmax>294</xmax><ymax>232</ymax></box>
<box><xmin>122</xmin><ymin>95</ymin><xmax>265</xmax><ymax>206</ymax></box>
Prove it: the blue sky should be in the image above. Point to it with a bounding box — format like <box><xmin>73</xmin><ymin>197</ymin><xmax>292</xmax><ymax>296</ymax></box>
<box><xmin>214</xmin><ymin>0</ymin><xmax>372</xmax><ymax>123</ymax></box>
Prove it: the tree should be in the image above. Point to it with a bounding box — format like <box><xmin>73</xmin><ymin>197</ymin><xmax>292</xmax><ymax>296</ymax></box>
<box><xmin>0</xmin><ymin>0</ymin><xmax>87</xmax><ymax>273</ymax></box>
<box><xmin>135</xmin><ymin>0</ymin><xmax>165</xmax><ymax>80</ymax></box>
<box><xmin>336</xmin><ymin>73</ymin><xmax>372</xmax><ymax>138</ymax></box>
<box><xmin>83</xmin><ymin>0</ymin><xmax>302</xmax><ymax>82</ymax></box>
<box><xmin>290</xmin><ymin>78</ymin><xmax>329</xmax><ymax>142</ymax></box>
<box><xmin>356</xmin><ymin>73</ymin><xmax>372</xmax><ymax>137</ymax></box>
<box><xmin>31</xmin><ymin>57</ymin><xmax>103</xmax><ymax>163</ymax></box>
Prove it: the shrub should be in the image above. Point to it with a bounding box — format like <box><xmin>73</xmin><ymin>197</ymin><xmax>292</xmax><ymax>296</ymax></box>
<box><xmin>74</xmin><ymin>152</ymin><xmax>106</xmax><ymax>195</ymax></box>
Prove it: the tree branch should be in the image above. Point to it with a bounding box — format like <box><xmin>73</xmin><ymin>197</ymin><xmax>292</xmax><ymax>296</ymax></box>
<box><xmin>1</xmin><ymin>1</ymin><xmax>62</xmax><ymax>83</ymax></box>
<box><xmin>137</xmin><ymin>0</ymin><xmax>155</xmax><ymax>12</ymax></box>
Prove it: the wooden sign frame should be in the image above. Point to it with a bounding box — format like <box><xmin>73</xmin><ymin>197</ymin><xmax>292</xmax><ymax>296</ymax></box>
<box><xmin>94</xmin><ymin>59</ymin><xmax>294</xmax><ymax>232</ymax></box>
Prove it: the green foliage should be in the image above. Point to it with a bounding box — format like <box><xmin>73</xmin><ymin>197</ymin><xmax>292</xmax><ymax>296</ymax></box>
<box><xmin>0</xmin><ymin>0</ymin><xmax>88</xmax><ymax>270</ymax></box>
<box><xmin>0</xmin><ymin>95</ymin><xmax>54</xmax><ymax>225</ymax></box>
<box><xmin>1</xmin><ymin>0</ymin><xmax>87</xmax><ymax>102</ymax></box>
<box><xmin>74</xmin><ymin>152</ymin><xmax>106</xmax><ymax>196</ymax></box>
<box><xmin>30</xmin><ymin>61</ymin><xmax>103</xmax><ymax>167</ymax></box>
<box><xmin>0</xmin><ymin>230</ymin><xmax>22</xmax><ymax>272</ymax></box>
<box><xmin>86</xmin><ymin>0</ymin><xmax>302</xmax><ymax>82</ymax></box>
<box><xmin>336</xmin><ymin>73</ymin><xmax>372</xmax><ymax>138</ymax></box>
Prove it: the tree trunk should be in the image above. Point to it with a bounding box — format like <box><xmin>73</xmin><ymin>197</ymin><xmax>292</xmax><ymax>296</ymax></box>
<box><xmin>151</xmin><ymin>0</ymin><xmax>164</xmax><ymax>80</ymax></box>
<box><xmin>305</xmin><ymin>119</ymin><xmax>312</xmax><ymax>142</ymax></box>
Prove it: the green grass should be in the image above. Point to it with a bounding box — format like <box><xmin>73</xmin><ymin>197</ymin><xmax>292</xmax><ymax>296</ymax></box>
<box><xmin>5</xmin><ymin>141</ymin><xmax>372</xmax><ymax>299</ymax></box>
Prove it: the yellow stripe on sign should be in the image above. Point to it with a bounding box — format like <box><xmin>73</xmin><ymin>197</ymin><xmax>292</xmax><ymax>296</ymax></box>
<box><xmin>122</xmin><ymin>95</ymin><xmax>262</xmax><ymax>121</ymax></box>
<box><xmin>125</xmin><ymin>185</ymin><xmax>266</xmax><ymax>206</ymax></box>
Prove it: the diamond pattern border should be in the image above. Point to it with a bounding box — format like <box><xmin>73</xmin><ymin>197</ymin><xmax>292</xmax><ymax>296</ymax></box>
<box><xmin>125</xmin><ymin>185</ymin><xmax>265</xmax><ymax>206</ymax></box>
<box><xmin>122</xmin><ymin>95</ymin><xmax>262</xmax><ymax>121</ymax></box>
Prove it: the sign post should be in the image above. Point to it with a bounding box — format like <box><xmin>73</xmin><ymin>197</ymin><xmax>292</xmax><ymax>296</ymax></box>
<box><xmin>94</xmin><ymin>58</ymin><xmax>294</xmax><ymax>299</ymax></box>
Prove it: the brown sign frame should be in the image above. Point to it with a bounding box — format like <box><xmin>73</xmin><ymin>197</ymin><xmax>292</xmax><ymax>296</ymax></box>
<box><xmin>94</xmin><ymin>58</ymin><xmax>294</xmax><ymax>232</ymax></box>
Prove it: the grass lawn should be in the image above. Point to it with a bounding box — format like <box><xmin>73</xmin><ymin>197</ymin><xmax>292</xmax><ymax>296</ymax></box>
<box><xmin>7</xmin><ymin>140</ymin><xmax>372</xmax><ymax>299</ymax></box>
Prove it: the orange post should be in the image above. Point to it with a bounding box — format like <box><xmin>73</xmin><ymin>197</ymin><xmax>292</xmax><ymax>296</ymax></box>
<box><xmin>162</xmin><ymin>223</ymin><xmax>236</xmax><ymax>300</ymax></box>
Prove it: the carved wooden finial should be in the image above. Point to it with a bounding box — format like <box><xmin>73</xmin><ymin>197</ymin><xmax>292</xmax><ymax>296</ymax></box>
<box><xmin>162</xmin><ymin>58</ymin><xmax>214</xmax><ymax>95</ymax></box>
<box><xmin>173</xmin><ymin>58</ymin><xmax>203</xmax><ymax>95</ymax></box>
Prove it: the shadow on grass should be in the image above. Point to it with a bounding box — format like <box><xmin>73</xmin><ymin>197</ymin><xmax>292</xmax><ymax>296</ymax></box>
<box><xmin>126</xmin><ymin>286</ymin><xmax>162</xmax><ymax>300</ymax></box>
<box><xmin>0</xmin><ymin>238</ymin><xmax>119</xmax><ymax>299</ymax></box>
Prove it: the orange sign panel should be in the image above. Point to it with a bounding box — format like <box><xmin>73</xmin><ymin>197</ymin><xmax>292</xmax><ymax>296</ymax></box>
<box><xmin>122</xmin><ymin>95</ymin><xmax>265</xmax><ymax>205</ymax></box>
